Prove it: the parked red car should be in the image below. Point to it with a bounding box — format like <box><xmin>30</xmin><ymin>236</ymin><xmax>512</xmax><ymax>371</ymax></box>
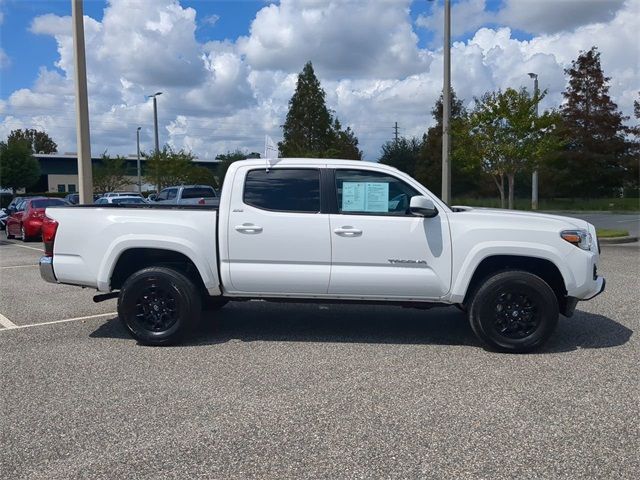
<box><xmin>5</xmin><ymin>197</ymin><xmax>68</xmax><ymax>241</ymax></box>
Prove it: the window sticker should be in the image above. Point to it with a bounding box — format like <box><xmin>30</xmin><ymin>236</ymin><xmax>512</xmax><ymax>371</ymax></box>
<box><xmin>342</xmin><ymin>182</ymin><xmax>389</xmax><ymax>212</ymax></box>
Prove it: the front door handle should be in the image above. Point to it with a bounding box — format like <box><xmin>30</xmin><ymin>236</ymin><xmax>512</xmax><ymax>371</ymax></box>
<box><xmin>334</xmin><ymin>226</ymin><xmax>362</xmax><ymax>236</ymax></box>
<box><xmin>235</xmin><ymin>223</ymin><xmax>263</xmax><ymax>234</ymax></box>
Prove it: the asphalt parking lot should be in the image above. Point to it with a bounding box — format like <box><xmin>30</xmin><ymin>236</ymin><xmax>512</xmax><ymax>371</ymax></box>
<box><xmin>0</xmin><ymin>238</ymin><xmax>638</xmax><ymax>479</ymax></box>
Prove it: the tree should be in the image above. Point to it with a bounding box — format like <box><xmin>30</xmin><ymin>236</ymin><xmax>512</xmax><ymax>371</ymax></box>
<box><xmin>215</xmin><ymin>150</ymin><xmax>251</xmax><ymax>186</ymax></box>
<box><xmin>414</xmin><ymin>90</ymin><xmax>484</xmax><ymax>197</ymax></box>
<box><xmin>8</xmin><ymin>129</ymin><xmax>57</xmax><ymax>154</ymax></box>
<box><xmin>463</xmin><ymin>88</ymin><xmax>562</xmax><ymax>209</ymax></box>
<box><xmin>279</xmin><ymin>61</ymin><xmax>362</xmax><ymax>159</ymax></box>
<box><xmin>327</xmin><ymin>118</ymin><xmax>363</xmax><ymax>160</ymax></box>
<box><xmin>378</xmin><ymin>137</ymin><xmax>422</xmax><ymax>175</ymax></box>
<box><xmin>144</xmin><ymin>147</ymin><xmax>201</xmax><ymax>191</ymax></box>
<box><xmin>0</xmin><ymin>140</ymin><xmax>41</xmax><ymax>194</ymax></box>
<box><xmin>554</xmin><ymin>47</ymin><xmax>629</xmax><ymax>197</ymax></box>
<box><xmin>93</xmin><ymin>153</ymin><xmax>129</xmax><ymax>192</ymax></box>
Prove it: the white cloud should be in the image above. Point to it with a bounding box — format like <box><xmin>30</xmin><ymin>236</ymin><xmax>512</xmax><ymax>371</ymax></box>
<box><xmin>497</xmin><ymin>0</ymin><xmax>626</xmax><ymax>34</ymax></box>
<box><xmin>202</xmin><ymin>14</ymin><xmax>220</xmax><ymax>26</ymax></box>
<box><xmin>1</xmin><ymin>0</ymin><xmax>639</xmax><ymax>162</ymax></box>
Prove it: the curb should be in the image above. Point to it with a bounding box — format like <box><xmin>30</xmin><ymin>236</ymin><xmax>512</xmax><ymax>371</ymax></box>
<box><xmin>599</xmin><ymin>236</ymin><xmax>638</xmax><ymax>245</ymax></box>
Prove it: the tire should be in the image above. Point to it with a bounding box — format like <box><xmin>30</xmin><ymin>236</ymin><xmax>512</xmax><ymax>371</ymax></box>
<box><xmin>468</xmin><ymin>270</ymin><xmax>559</xmax><ymax>353</ymax></box>
<box><xmin>117</xmin><ymin>267</ymin><xmax>202</xmax><ymax>346</ymax></box>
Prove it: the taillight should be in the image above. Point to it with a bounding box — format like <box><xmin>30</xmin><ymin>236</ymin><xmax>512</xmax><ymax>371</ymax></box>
<box><xmin>42</xmin><ymin>217</ymin><xmax>59</xmax><ymax>257</ymax></box>
<box><xmin>198</xmin><ymin>198</ymin><xmax>205</xmax><ymax>205</ymax></box>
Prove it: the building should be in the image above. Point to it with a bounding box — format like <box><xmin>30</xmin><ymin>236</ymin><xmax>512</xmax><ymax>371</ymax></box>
<box><xmin>31</xmin><ymin>153</ymin><xmax>221</xmax><ymax>193</ymax></box>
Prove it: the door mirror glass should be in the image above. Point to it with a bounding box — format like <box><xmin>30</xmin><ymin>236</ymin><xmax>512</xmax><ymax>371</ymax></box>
<box><xmin>410</xmin><ymin>196</ymin><xmax>438</xmax><ymax>218</ymax></box>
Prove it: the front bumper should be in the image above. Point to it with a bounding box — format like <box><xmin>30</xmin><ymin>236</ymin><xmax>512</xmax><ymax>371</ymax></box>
<box><xmin>39</xmin><ymin>256</ymin><xmax>57</xmax><ymax>283</ymax></box>
<box><xmin>583</xmin><ymin>276</ymin><xmax>606</xmax><ymax>301</ymax></box>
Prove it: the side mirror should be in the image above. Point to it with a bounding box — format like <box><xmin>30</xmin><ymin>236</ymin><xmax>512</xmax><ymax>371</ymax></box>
<box><xmin>410</xmin><ymin>196</ymin><xmax>438</xmax><ymax>218</ymax></box>
<box><xmin>147</xmin><ymin>194</ymin><xmax>157</xmax><ymax>202</ymax></box>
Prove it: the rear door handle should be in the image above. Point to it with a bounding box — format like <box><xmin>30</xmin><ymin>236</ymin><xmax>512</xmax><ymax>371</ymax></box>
<box><xmin>235</xmin><ymin>223</ymin><xmax>263</xmax><ymax>234</ymax></box>
<box><xmin>334</xmin><ymin>226</ymin><xmax>362</xmax><ymax>236</ymax></box>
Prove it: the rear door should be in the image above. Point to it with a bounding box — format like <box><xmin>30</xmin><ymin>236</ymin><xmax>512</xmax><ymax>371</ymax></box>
<box><xmin>225</xmin><ymin>166</ymin><xmax>331</xmax><ymax>294</ymax></box>
<box><xmin>328</xmin><ymin>168</ymin><xmax>452</xmax><ymax>299</ymax></box>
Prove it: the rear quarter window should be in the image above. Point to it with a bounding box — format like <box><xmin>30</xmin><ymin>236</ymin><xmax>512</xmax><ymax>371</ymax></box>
<box><xmin>182</xmin><ymin>187</ymin><xmax>216</xmax><ymax>199</ymax></box>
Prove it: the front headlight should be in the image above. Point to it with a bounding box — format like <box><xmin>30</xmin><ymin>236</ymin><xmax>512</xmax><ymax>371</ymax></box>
<box><xmin>561</xmin><ymin>229</ymin><xmax>592</xmax><ymax>250</ymax></box>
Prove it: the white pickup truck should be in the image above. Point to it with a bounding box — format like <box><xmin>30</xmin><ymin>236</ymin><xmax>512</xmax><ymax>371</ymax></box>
<box><xmin>39</xmin><ymin>158</ymin><xmax>605</xmax><ymax>352</ymax></box>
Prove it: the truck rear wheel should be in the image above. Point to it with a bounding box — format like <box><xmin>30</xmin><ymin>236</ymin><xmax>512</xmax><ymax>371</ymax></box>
<box><xmin>468</xmin><ymin>270</ymin><xmax>559</xmax><ymax>353</ymax></box>
<box><xmin>118</xmin><ymin>266</ymin><xmax>201</xmax><ymax>346</ymax></box>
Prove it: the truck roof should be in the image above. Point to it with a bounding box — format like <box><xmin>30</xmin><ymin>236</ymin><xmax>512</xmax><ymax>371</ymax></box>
<box><xmin>234</xmin><ymin>157</ymin><xmax>399</xmax><ymax>171</ymax></box>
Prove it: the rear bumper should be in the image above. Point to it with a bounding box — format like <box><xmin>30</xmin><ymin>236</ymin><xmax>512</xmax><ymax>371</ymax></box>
<box><xmin>39</xmin><ymin>256</ymin><xmax>57</xmax><ymax>283</ymax></box>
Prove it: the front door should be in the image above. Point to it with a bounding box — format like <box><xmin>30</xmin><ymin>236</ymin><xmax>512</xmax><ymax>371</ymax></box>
<box><xmin>328</xmin><ymin>169</ymin><xmax>451</xmax><ymax>299</ymax></box>
<box><xmin>226</xmin><ymin>167</ymin><xmax>331</xmax><ymax>295</ymax></box>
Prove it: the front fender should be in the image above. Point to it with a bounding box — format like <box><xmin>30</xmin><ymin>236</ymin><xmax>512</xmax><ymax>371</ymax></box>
<box><xmin>448</xmin><ymin>241</ymin><xmax>574</xmax><ymax>303</ymax></box>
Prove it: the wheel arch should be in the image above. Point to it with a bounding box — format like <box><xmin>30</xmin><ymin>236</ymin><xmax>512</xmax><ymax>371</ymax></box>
<box><xmin>461</xmin><ymin>254</ymin><xmax>568</xmax><ymax>311</ymax></box>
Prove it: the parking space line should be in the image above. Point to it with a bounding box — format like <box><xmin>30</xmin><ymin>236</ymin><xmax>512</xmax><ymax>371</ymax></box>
<box><xmin>0</xmin><ymin>264</ymin><xmax>38</xmax><ymax>269</ymax></box>
<box><xmin>0</xmin><ymin>313</ymin><xmax>18</xmax><ymax>329</ymax></box>
<box><xmin>0</xmin><ymin>243</ymin><xmax>43</xmax><ymax>252</ymax></box>
<box><xmin>0</xmin><ymin>312</ymin><xmax>117</xmax><ymax>332</ymax></box>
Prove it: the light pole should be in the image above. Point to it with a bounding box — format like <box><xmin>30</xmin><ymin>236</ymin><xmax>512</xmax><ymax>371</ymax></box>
<box><xmin>136</xmin><ymin>126</ymin><xmax>142</xmax><ymax>193</ymax></box>
<box><xmin>148</xmin><ymin>92</ymin><xmax>162</xmax><ymax>153</ymax></box>
<box><xmin>428</xmin><ymin>0</ymin><xmax>452</xmax><ymax>204</ymax></box>
<box><xmin>528</xmin><ymin>72</ymin><xmax>539</xmax><ymax>210</ymax></box>
<box><xmin>71</xmin><ymin>0</ymin><xmax>93</xmax><ymax>204</ymax></box>
<box><xmin>441</xmin><ymin>0</ymin><xmax>451</xmax><ymax>205</ymax></box>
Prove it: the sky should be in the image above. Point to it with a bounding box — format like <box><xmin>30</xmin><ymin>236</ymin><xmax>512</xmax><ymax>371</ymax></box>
<box><xmin>0</xmin><ymin>0</ymin><xmax>638</xmax><ymax>161</ymax></box>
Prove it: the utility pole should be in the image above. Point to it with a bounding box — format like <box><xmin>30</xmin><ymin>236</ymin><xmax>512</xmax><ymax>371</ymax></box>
<box><xmin>528</xmin><ymin>72</ymin><xmax>539</xmax><ymax>210</ymax></box>
<box><xmin>441</xmin><ymin>0</ymin><xmax>452</xmax><ymax>204</ymax></box>
<box><xmin>71</xmin><ymin>0</ymin><xmax>93</xmax><ymax>204</ymax></box>
<box><xmin>148</xmin><ymin>92</ymin><xmax>162</xmax><ymax>153</ymax></box>
<box><xmin>136</xmin><ymin>126</ymin><xmax>142</xmax><ymax>193</ymax></box>
<box><xmin>394</xmin><ymin>122</ymin><xmax>399</xmax><ymax>144</ymax></box>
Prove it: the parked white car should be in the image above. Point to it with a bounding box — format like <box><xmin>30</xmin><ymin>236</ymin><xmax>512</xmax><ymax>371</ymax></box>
<box><xmin>94</xmin><ymin>196</ymin><xmax>148</xmax><ymax>205</ymax></box>
<box><xmin>39</xmin><ymin>158</ymin><xmax>604</xmax><ymax>352</ymax></box>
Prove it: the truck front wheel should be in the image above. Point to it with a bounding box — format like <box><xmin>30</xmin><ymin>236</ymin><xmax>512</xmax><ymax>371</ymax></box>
<box><xmin>468</xmin><ymin>270</ymin><xmax>559</xmax><ymax>353</ymax></box>
<box><xmin>118</xmin><ymin>267</ymin><xmax>201</xmax><ymax>346</ymax></box>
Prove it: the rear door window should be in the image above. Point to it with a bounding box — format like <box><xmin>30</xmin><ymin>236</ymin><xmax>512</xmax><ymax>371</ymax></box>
<box><xmin>243</xmin><ymin>169</ymin><xmax>320</xmax><ymax>213</ymax></box>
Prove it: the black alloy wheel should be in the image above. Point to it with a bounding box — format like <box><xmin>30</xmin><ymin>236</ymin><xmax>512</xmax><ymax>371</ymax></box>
<box><xmin>118</xmin><ymin>267</ymin><xmax>201</xmax><ymax>346</ymax></box>
<box><xmin>469</xmin><ymin>270</ymin><xmax>559</xmax><ymax>353</ymax></box>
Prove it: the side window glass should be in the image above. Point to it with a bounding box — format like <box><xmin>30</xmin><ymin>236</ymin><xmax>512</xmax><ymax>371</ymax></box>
<box><xmin>243</xmin><ymin>169</ymin><xmax>320</xmax><ymax>213</ymax></box>
<box><xmin>156</xmin><ymin>190</ymin><xmax>169</xmax><ymax>201</ymax></box>
<box><xmin>167</xmin><ymin>189</ymin><xmax>178</xmax><ymax>200</ymax></box>
<box><xmin>335</xmin><ymin>170</ymin><xmax>419</xmax><ymax>216</ymax></box>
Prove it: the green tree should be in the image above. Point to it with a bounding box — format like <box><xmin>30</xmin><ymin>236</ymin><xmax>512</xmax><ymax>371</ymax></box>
<box><xmin>93</xmin><ymin>153</ymin><xmax>129</xmax><ymax>193</ymax></box>
<box><xmin>8</xmin><ymin>129</ymin><xmax>57</xmax><ymax>154</ymax></box>
<box><xmin>327</xmin><ymin>118</ymin><xmax>363</xmax><ymax>160</ymax></box>
<box><xmin>463</xmin><ymin>87</ymin><xmax>562</xmax><ymax>209</ymax></box>
<box><xmin>215</xmin><ymin>150</ymin><xmax>253</xmax><ymax>185</ymax></box>
<box><xmin>0</xmin><ymin>140</ymin><xmax>41</xmax><ymax>194</ymax></box>
<box><xmin>378</xmin><ymin>137</ymin><xmax>422</xmax><ymax>175</ymax></box>
<box><xmin>554</xmin><ymin>47</ymin><xmax>629</xmax><ymax>197</ymax></box>
<box><xmin>184</xmin><ymin>166</ymin><xmax>217</xmax><ymax>188</ymax></box>
<box><xmin>279</xmin><ymin>62</ymin><xmax>362</xmax><ymax>159</ymax></box>
<box><xmin>414</xmin><ymin>90</ymin><xmax>483</xmax><ymax>197</ymax></box>
<box><xmin>144</xmin><ymin>147</ymin><xmax>200</xmax><ymax>191</ymax></box>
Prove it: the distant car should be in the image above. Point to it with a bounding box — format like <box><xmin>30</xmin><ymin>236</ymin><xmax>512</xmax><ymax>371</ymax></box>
<box><xmin>152</xmin><ymin>185</ymin><xmax>218</xmax><ymax>205</ymax></box>
<box><xmin>94</xmin><ymin>196</ymin><xmax>148</xmax><ymax>205</ymax></box>
<box><xmin>5</xmin><ymin>197</ymin><xmax>69</xmax><ymax>241</ymax></box>
<box><xmin>64</xmin><ymin>193</ymin><xmax>80</xmax><ymax>205</ymax></box>
<box><xmin>0</xmin><ymin>208</ymin><xmax>8</xmax><ymax>231</ymax></box>
<box><xmin>6</xmin><ymin>196</ymin><xmax>35</xmax><ymax>211</ymax></box>
<box><xmin>103</xmin><ymin>192</ymin><xmax>144</xmax><ymax>198</ymax></box>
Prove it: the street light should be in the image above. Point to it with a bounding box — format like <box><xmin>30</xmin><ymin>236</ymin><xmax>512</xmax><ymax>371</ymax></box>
<box><xmin>528</xmin><ymin>72</ymin><xmax>539</xmax><ymax>210</ymax></box>
<box><xmin>428</xmin><ymin>0</ymin><xmax>452</xmax><ymax>204</ymax></box>
<box><xmin>136</xmin><ymin>126</ymin><xmax>142</xmax><ymax>193</ymax></box>
<box><xmin>148</xmin><ymin>91</ymin><xmax>162</xmax><ymax>153</ymax></box>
